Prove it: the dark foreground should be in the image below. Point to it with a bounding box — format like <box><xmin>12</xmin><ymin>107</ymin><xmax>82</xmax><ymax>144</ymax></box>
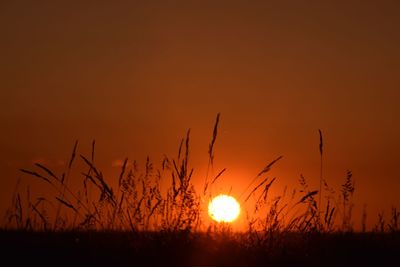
<box><xmin>1</xmin><ymin>230</ymin><xmax>399</xmax><ymax>267</ymax></box>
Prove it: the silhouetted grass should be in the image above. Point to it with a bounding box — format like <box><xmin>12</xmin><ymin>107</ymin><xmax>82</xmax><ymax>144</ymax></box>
<box><xmin>2</xmin><ymin>114</ymin><xmax>400</xmax><ymax>266</ymax></box>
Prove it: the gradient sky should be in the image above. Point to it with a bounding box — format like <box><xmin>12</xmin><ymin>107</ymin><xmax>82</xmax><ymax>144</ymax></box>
<box><xmin>1</xmin><ymin>1</ymin><xmax>399</xmax><ymax>229</ymax></box>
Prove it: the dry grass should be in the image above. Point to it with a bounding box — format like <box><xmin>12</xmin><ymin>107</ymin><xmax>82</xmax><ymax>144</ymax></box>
<box><xmin>3</xmin><ymin>114</ymin><xmax>399</xmax><ymax>239</ymax></box>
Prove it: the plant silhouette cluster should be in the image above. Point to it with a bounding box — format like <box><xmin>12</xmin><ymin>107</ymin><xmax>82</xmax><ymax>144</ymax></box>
<box><xmin>3</xmin><ymin>114</ymin><xmax>399</xmax><ymax>238</ymax></box>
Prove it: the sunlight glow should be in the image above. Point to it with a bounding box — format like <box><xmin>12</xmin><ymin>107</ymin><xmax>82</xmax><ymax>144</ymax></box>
<box><xmin>208</xmin><ymin>194</ymin><xmax>240</xmax><ymax>223</ymax></box>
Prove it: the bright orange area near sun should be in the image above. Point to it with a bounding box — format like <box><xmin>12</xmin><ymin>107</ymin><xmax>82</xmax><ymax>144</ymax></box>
<box><xmin>208</xmin><ymin>194</ymin><xmax>241</xmax><ymax>223</ymax></box>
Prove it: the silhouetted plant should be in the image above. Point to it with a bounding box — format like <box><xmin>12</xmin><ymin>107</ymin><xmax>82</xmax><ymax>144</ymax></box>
<box><xmin>341</xmin><ymin>170</ymin><xmax>355</xmax><ymax>231</ymax></box>
<box><xmin>3</xmin><ymin>113</ymin><xmax>398</xmax><ymax>243</ymax></box>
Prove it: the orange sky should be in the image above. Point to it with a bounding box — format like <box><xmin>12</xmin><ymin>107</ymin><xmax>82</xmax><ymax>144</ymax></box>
<box><xmin>1</xmin><ymin>1</ymin><xmax>400</xmax><ymax>229</ymax></box>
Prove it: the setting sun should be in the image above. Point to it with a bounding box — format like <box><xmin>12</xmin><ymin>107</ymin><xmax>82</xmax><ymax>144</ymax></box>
<box><xmin>208</xmin><ymin>194</ymin><xmax>241</xmax><ymax>223</ymax></box>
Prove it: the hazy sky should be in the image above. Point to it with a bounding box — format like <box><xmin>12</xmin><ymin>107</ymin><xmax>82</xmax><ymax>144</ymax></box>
<box><xmin>1</xmin><ymin>1</ymin><xmax>399</xmax><ymax>228</ymax></box>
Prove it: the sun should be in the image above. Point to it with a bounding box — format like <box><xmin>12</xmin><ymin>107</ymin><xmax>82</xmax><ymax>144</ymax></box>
<box><xmin>208</xmin><ymin>194</ymin><xmax>241</xmax><ymax>223</ymax></box>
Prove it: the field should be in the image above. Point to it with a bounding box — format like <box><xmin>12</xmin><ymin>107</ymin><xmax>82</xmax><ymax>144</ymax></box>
<box><xmin>1</xmin><ymin>231</ymin><xmax>399</xmax><ymax>266</ymax></box>
<box><xmin>2</xmin><ymin>114</ymin><xmax>400</xmax><ymax>266</ymax></box>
